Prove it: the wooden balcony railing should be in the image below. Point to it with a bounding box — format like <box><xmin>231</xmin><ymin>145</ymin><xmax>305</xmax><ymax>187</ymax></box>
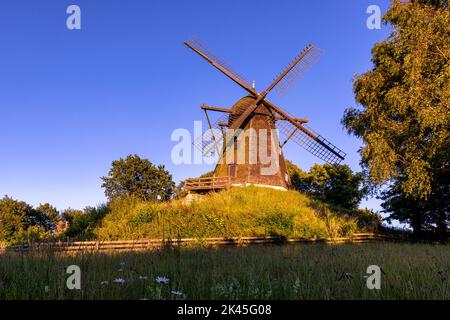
<box><xmin>184</xmin><ymin>176</ymin><xmax>239</xmax><ymax>192</ymax></box>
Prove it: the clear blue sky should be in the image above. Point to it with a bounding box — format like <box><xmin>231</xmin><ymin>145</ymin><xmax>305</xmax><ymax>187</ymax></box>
<box><xmin>0</xmin><ymin>0</ymin><xmax>391</xmax><ymax>212</ymax></box>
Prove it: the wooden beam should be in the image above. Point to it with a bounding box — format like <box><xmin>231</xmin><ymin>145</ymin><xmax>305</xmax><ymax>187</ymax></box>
<box><xmin>275</xmin><ymin>116</ymin><xmax>308</xmax><ymax>123</ymax></box>
<box><xmin>201</xmin><ymin>104</ymin><xmax>233</xmax><ymax>113</ymax></box>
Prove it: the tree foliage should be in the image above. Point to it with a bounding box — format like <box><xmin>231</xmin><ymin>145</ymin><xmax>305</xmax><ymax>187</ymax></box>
<box><xmin>35</xmin><ymin>203</ymin><xmax>59</xmax><ymax>232</ymax></box>
<box><xmin>342</xmin><ymin>0</ymin><xmax>449</xmax><ymax>238</ymax></box>
<box><xmin>101</xmin><ymin>154</ymin><xmax>175</xmax><ymax>202</ymax></box>
<box><xmin>0</xmin><ymin>196</ymin><xmax>33</xmax><ymax>243</ymax></box>
<box><xmin>286</xmin><ymin>161</ymin><xmax>366</xmax><ymax>210</ymax></box>
<box><xmin>0</xmin><ymin>196</ymin><xmax>57</xmax><ymax>245</ymax></box>
<box><xmin>342</xmin><ymin>0</ymin><xmax>449</xmax><ymax>198</ymax></box>
<box><xmin>380</xmin><ymin>173</ymin><xmax>449</xmax><ymax>239</ymax></box>
<box><xmin>62</xmin><ymin>205</ymin><xmax>109</xmax><ymax>240</ymax></box>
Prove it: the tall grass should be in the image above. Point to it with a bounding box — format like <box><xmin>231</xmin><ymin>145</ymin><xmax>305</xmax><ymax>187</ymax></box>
<box><xmin>94</xmin><ymin>186</ymin><xmax>358</xmax><ymax>240</ymax></box>
<box><xmin>0</xmin><ymin>243</ymin><xmax>448</xmax><ymax>299</ymax></box>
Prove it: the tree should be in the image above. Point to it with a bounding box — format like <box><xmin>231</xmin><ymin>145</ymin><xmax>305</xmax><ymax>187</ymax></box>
<box><xmin>62</xmin><ymin>208</ymin><xmax>83</xmax><ymax>225</ymax></box>
<box><xmin>380</xmin><ymin>179</ymin><xmax>430</xmax><ymax>239</ymax></box>
<box><xmin>287</xmin><ymin>161</ymin><xmax>366</xmax><ymax>210</ymax></box>
<box><xmin>286</xmin><ymin>160</ymin><xmax>311</xmax><ymax>193</ymax></box>
<box><xmin>62</xmin><ymin>205</ymin><xmax>109</xmax><ymax>240</ymax></box>
<box><xmin>380</xmin><ymin>172</ymin><xmax>449</xmax><ymax>240</ymax></box>
<box><xmin>342</xmin><ymin>0</ymin><xmax>449</xmax><ymax>238</ymax></box>
<box><xmin>0</xmin><ymin>196</ymin><xmax>31</xmax><ymax>243</ymax></box>
<box><xmin>35</xmin><ymin>203</ymin><xmax>59</xmax><ymax>232</ymax></box>
<box><xmin>309</xmin><ymin>164</ymin><xmax>366</xmax><ymax>210</ymax></box>
<box><xmin>101</xmin><ymin>154</ymin><xmax>175</xmax><ymax>202</ymax></box>
<box><xmin>0</xmin><ymin>196</ymin><xmax>54</xmax><ymax>244</ymax></box>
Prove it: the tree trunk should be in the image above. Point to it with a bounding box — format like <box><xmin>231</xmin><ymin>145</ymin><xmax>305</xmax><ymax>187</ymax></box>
<box><xmin>410</xmin><ymin>207</ymin><xmax>423</xmax><ymax>242</ymax></box>
<box><xmin>436</xmin><ymin>209</ymin><xmax>448</xmax><ymax>243</ymax></box>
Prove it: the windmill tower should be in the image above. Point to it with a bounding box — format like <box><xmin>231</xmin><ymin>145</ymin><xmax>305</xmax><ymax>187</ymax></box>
<box><xmin>184</xmin><ymin>37</ymin><xmax>346</xmax><ymax>193</ymax></box>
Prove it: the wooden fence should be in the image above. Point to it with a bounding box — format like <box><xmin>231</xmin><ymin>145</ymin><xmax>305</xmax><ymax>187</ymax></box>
<box><xmin>1</xmin><ymin>233</ymin><xmax>402</xmax><ymax>253</ymax></box>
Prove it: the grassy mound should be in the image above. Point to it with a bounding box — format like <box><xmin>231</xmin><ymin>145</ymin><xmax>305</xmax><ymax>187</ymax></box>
<box><xmin>94</xmin><ymin>186</ymin><xmax>359</xmax><ymax>240</ymax></box>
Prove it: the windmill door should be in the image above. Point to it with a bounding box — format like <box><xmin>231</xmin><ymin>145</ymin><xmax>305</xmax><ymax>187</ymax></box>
<box><xmin>228</xmin><ymin>164</ymin><xmax>237</xmax><ymax>177</ymax></box>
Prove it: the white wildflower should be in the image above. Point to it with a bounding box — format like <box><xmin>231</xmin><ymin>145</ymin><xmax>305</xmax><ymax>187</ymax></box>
<box><xmin>113</xmin><ymin>278</ymin><xmax>126</xmax><ymax>284</ymax></box>
<box><xmin>171</xmin><ymin>290</ymin><xmax>183</xmax><ymax>297</ymax></box>
<box><xmin>155</xmin><ymin>276</ymin><xmax>170</xmax><ymax>284</ymax></box>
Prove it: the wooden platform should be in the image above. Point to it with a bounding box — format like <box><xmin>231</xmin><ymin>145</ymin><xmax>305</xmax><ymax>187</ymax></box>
<box><xmin>184</xmin><ymin>176</ymin><xmax>238</xmax><ymax>192</ymax></box>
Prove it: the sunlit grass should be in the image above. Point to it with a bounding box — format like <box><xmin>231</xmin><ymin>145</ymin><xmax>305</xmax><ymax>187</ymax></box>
<box><xmin>0</xmin><ymin>243</ymin><xmax>448</xmax><ymax>299</ymax></box>
<box><xmin>94</xmin><ymin>186</ymin><xmax>358</xmax><ymax>240</ymax></box>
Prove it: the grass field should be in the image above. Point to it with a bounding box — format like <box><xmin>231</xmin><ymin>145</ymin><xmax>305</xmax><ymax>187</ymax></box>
<box><xmin>0</xmin><ymin>243</ymin><xmax>448</xmax><ymax>300</ymax></box>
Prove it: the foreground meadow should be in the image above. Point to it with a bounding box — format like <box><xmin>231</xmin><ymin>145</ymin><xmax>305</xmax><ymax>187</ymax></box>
<box><xmin>0</xmin><ymin>243</ymin><xmax>448</xmax><ymax>300</ymax></box>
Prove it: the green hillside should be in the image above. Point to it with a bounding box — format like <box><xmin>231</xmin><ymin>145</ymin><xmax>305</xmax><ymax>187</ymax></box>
<box><xmin>94</xmin><ymin>186</ymin><xmax>363</xmax><ymax>240</ymax></box>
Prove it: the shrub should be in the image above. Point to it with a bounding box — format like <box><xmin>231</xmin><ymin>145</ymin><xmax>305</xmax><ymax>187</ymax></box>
<box><xmin>63</xmin><ymin>204</ymin><xmax>109</xmax><ymax>240</ymax></box>
<box><xmin>354</xmin><ymin>209</ymin><xmax>382</xmax><ymax>232</ymax></box>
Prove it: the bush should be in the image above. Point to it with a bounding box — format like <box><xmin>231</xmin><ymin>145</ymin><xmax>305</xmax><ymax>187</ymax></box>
<box><xmin>353</xmin><ymin>209</ymin><xmax>382</xmax><ymax>232</ymax></box>
<box><xmin>63</xmin><ymin>205</ymin><xmax>109</xmax><ymax>240</ymax></box>
<box><xmin>16</xmin><ymin>226</ymin><xmax>53</xmax><ymax>244</ymax></box>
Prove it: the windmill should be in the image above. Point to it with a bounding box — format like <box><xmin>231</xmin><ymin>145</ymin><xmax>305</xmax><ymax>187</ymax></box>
<box><xmin>183</xmin><ymin>37</ymin><xmax>346</xmax><ymax>193</ymax></box>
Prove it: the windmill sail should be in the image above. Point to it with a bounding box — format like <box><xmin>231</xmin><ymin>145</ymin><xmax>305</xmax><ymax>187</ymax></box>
<box><xmin>184</xmin><ymin>37</ymin><xmax>255</xmax><ymax>95</ymax></box>
<box><xmin>276</xmin><ymin>120</ymin><xmax>346</xmax><ymax>164</ymax></box>
<box><xmin>273</xmin><ymin>45</ymin><xmax>322</xmax><ymax>96</ymax></box>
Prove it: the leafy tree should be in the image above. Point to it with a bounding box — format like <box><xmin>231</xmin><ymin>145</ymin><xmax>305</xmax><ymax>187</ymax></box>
<box><xmin>0</xmin><ymin>196</ymin><xmax>55</xmax><ymax>244</ymax></box>
<box><xmin>0</xmin><ymin>196</ymin><xmax>32</xmax><ymax>243</ymax></box>
<box><xmin>380</xmin><ymin>180</ymin><xmax>431</xmax><ymax>238</ymax></box>
<box><xmin>286</xmin><ymin>160</ymin><xmax>310</xmax><ymax>193</ymax></box>
<box><xmin>61</xmin><ymin>208</ymin><xmax>83</xmax><ymax>225</ymax></box>
<box><xmin>35</xmin><ymin>203</ymin><xmax>59</xmax><ymax>232</ymax></box>
<box><xmin>287</xmin><ymin>161</ymin><xmax>366</xmax><ymax>210</ymax></box>
<box><xmin>309</xmin><ymin>164</ymin><xmax>366</xmax><ymax>210</ymax></box>
<box><xmin>381</xmin><ymin>173</ymin><xmax>449</xmax><ymax>240</ymax></box>
<box><xmin>101</xmin><ymin>154</ymin><xmax>175</xmax><ymax>202</ymax></box>
<box><xmin>63</xmin><ymin>205</ymin><xmax>109</xmax><ymax>240</ymax></box>
<box><xmin>342</xmin><ymin>0</ymin><xmax>449</xmax><ymax>238</ymax></box>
